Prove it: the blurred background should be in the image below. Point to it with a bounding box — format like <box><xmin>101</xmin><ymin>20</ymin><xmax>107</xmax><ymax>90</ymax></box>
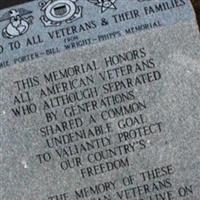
<box><xmin>0</xmin><ymin>0</ymin><xmax>199</xmax><ymax>27</ymax></box>
<box><xmin>191</xmin><ymin>0</ymin><xmax>200</xmax><ymax>26</ymax></box>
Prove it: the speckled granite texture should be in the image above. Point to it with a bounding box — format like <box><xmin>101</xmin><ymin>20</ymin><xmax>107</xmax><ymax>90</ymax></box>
<box><xmin>1</xmin><ymin>1</ymin><xmax>200</xmax><ymax>200</ymax></box>
<box><xmin>1</xmin><ymin>16</ymin><xmax>200</xmax><ymax>200</ymax></box>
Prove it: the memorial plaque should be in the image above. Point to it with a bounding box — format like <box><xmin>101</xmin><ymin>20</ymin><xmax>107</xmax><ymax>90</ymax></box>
<box><xmin>1</xmin><ymin>1</ymin><xmax>200</xmax><ymax>200</ymax></box>
<box><xmin>0</xmin><ymin>0</ymin><xmax>196</xmax><ymax>68</ymax></box>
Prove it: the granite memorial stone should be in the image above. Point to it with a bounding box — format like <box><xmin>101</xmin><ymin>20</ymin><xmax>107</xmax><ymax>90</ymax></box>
<box><xmin>0</xmin><ymin>0</ymin><xmax>196</xmax><ymax>68</ymax></box>
<box><xmin>1</xmin><ymin>1</ymin><xmax>200</xmax><ymax>200</ymax></box>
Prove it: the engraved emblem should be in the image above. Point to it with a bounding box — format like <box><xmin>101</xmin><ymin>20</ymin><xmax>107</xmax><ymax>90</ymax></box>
<box><xmin>0</xmin><ymin>8</ymin><xmax>33</xmax><ymax>39</ymax></box>
<box><xmin>88</xmin><ymin>0</ymin><xmax>117</xmax><ymax>13</ymax></box>
<box><xmin>39</xmin><ymin>0</ymin><xmax>83</xmax><ymax>27</ymax></box>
